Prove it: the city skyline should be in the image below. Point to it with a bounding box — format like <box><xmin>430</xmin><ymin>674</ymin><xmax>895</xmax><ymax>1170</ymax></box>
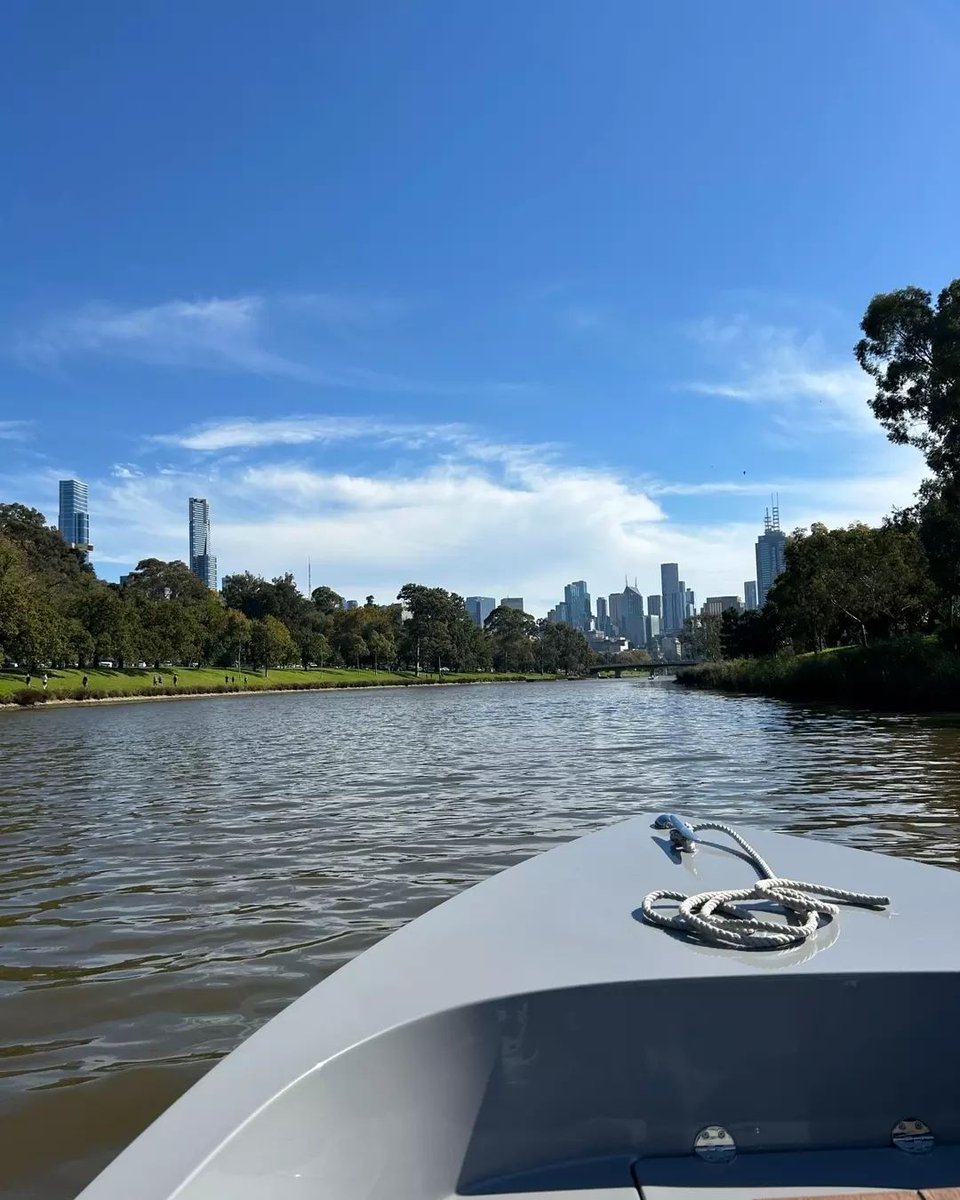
<box><xmin>41</xmin><ymin>477</ymin><xmax>779</xmax><ymax>621</ymax></box>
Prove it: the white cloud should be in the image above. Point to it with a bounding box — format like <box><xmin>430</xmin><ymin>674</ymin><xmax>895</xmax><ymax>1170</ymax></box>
<box><xmin>0</xmin><ymin>408</ymin><xmax>925</xmax><ymax>614</ymax></box>
<box><xmin>0</xmin><ymin>420</ymin><xmax>32</xmax><ymax>440</ymax></box>
<box><xmin>14</xmin><ymin>295</ymin><xmax>533</xmax><ymax>398</ymax></box>
<box><xmin>686</xmin><ymin>317</ymin><xmax>877</xmax><ymax>435</ymax></box>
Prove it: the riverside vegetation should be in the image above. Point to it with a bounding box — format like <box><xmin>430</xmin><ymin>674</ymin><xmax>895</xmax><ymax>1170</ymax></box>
<box><xmin>679</xmin><ymin>276</ymin><xmax>960</xmax><ymax>710</ymax></box>
<box><xmin>0</xmin><ymin>509</ymin><xmax>589</xmax><ymax>705</ymax></box>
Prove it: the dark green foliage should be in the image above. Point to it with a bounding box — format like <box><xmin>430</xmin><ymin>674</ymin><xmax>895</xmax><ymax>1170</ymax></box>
<box><xmin>676</xmin><ymin>637</ymin><xmax>960</xmax><ymax>711</ymax></box>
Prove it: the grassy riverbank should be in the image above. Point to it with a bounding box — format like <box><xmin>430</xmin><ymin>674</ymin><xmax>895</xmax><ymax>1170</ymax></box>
<box><xmin>675</xmin><ymin>635</ymin><xmax>960</xmax><ymax>710</ymax></box>
<box><xmin>0</xmin><ymin>665</ymin><xmax>556</xmax><ymax>706</ymax></box>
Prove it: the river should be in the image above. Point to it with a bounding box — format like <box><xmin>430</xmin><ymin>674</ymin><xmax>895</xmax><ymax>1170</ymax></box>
<box><xmin>3</xmin><ymin>679</ymin><xmax>960</xmax><ymax>1198</ymax></box>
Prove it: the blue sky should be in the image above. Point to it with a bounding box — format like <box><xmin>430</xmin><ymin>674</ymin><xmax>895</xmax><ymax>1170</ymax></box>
<box><xmin>2</xmin><ymin>0</ymin><xmax>956</xmax><ymax>613</ymax></box>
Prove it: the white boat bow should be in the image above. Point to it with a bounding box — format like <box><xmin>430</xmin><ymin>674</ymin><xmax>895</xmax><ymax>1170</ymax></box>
<box><xmin>77</xmin><ymin>814</ymin><xmax>960</xmax><ymax>1200</ymax></box>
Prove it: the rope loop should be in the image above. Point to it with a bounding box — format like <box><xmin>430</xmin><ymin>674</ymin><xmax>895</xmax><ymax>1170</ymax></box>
<box><xmin>642</xmin><ymin>819</ymin><xmax>889</xmax><ymax>950</ymax></box>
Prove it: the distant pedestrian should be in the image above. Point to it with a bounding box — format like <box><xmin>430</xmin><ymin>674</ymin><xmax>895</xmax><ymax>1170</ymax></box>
<box><xmin>25</xmin><ymin>673</ymin><xmax>31</xmax><ymax>687</ymax></box>
<box><xmin>82</xmin><ymin>675</ymin><xmax>88</xmax><ymax>688</ymax></box>
<box><xmin>225</xmin><ymin>674</ymin><xmax>229</xmax><ymax>684</ymax></box>
<box><xmin>152</xmin><ymin>675</ymin><xmax>158</xmax><ymax>686</ymax></box>
<box><xmin>42</xmin><ymin>672</ymin><xmax>48</xmax><ymax>691</ymax></box>
<box><xmin>242</xmin><ymin>675</ymin><xmax>247</xmax><ymax>685</ymax></box>
<box><xmin>230</xmin><ymin>675</ymin><xmax>235</xmax><ymax>684</ymax></box>
<box><xmin>157</xmin><ymin>674</ymin><xmax>163</xmax><ymax>686</ymax></box>
<box><xmin>173</xmin><ymin>672</ymin><xmax>178</xmax><ymax>685</ymax></box>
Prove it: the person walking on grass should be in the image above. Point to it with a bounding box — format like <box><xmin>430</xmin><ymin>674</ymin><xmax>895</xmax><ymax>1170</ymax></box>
<box><xmin>25</xmin><ymin>673</ymin><xmax>31</xmax><ymax>688</ymax></box>
<box><xmin>42</xmin><ymin>672</ymin><xmax>48</xmax><ymax>691</ymax></box>
<box><xmin>82</xmin><ymin>675</ymin><xmax>88</xmax><ymax>688</ymax></box>
<box><xmin>173</xmin><ymin>672</ymin><xmax>178</xmax><ymax>686</ymax></box>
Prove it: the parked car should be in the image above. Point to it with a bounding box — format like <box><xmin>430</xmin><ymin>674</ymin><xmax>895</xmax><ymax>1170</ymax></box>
<box><xmin>2</xmin><ymin>660</ymin><xmax>18</xmax><ymax>669</ymax></box>
<box><xmin>97</xmin><ymin>659</ymin><xmax>116</xmax><ymax>668</ymax></box>
<box><xmin>135</xmin><ymin>661</ymin><xmax>148</xmax><ymax>668</ymax></box>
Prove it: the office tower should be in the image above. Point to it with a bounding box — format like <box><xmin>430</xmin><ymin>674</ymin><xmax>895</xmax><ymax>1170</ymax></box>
<box><xmin>621</xmin><ymin>585</ymin><xmax>645</xmax><ymax>646</ymax></box>
<box><xmin>563</xmin><ymin>581</ymin><xmax>592</xmax><ymax>631</ymax></box>
<box><xmin>756</xmin><ymin>501</ymin><xmax>787</xmax><ymax>606</ymax></box>
<box><xmin>595</xmin><ymin>596</ymin><xmax>609</xmax><ymax>633</ymax></box>
<box><xmin>500</xmin><ymin>597</ymin><xmax>524</xmax><ymax>611</ymax></box>
<box><xmin>744</xmin><ymin>581</ymin><xmax>759</xmax><ymax>611</ymax></box>
<box><xmin>647</xmin><ymin>595</ymin><xmax>662</xmax><ymax>619</ymax></box>
<box><xmin>466</xmin><ymin>596</ymin><xmax>496</xmax><ymax>627</ymax></box>
<box><xmin>608</xmin><ymin>592</ymin><xmax>624</xmax><ymax>633</ymax></box>
<box><xmin>58</xmin><ymin>479</ymin><xmax>92</xmax><ymax>557</ymax></box>
<box><xmin>661</xmin><ymin>563</ymin><xmax>684</xmax><ymax>633</ymax></box>
<box><xmin>646</xmin><ymin>613</ymin><xmax>662</xmax><ymax>642</ymax></box>
<box><xmin>685</xmin><ymin>588</ymin><xmax>696</xmax><ymax>620</ymax></box>
<box><xmin>703</xmin><ymin>595</ymin><xmax>743</xmax><ymax>617</ymax></box>
<box><xmin>188</xmin><ymin>497</ymin><xmax>218</xmax><ymax>590</ymax></box>
<box><xmin>554</xmin><ymin>601</ymin><xmax>570</xmax><ymax>624</ymax></box>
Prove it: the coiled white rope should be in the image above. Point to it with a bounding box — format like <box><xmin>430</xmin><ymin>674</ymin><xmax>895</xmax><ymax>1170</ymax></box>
<box><xmin>641</xmin><ymin>818</ymin><xmax>890</xmax><ymax>950</ymax></box>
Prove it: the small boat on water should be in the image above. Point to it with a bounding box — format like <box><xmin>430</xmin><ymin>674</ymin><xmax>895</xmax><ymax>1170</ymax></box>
<box><xmin>78</xmin><ymin>814</ymin><xmax>960</xmax><ymax>1200</ymax></box>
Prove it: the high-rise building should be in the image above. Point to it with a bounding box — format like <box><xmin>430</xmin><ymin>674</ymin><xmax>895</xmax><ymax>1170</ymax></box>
<box><xmin>58</xmin><ymin>479</ymin><xmax>92</xmax><ymax>558</ymax></box>
<box><xmin>500</xmin><ymin>597</ymin><xmax>524</xmax><ymax>611</ymax></box>
<box><xmin>608</xmin><ymin>591</ymin><xmax>624</xmax><ymax>633</ymax></box>
<box><xmin>685</xmin><ymin>588</ymin><xmax>696</xmax><ymax>620</ymax></box>
<box><xmin>744</xmin><ymin>581</ymin><xmax>758</xmax><ymax>611</ymax></box>
<box><xmin>595</xmin><ymin>596</ymin><xmax>609</xmax><ymax>632</ymax></box>
<box><xmin>756</xmin><ymin>502</ymin><xmax>787</xmax><ymax>606</ymax></box>
<box><xmin>620</xmin><ymin>585</ymin><xmax>645</xmax><ymax>647</ymax></box>
<box><xmin>188</xmin><ymin>497</ymin><xmax>217</xmax><ymax>590</ymax></box>
<box><xmin>548</xmin><ymin>601</ymin><xmax>570</xmax><ymax>624</ymax></box>
<box><xmin>646</xmin><ymin>613</ymin><xmax>662</xmax><ymax>642</ymax></box>
<box><xmin>661</xmin><ymin>563</ymin><xmax>684</xmax><ymax>633</ymax></box>
<box><xmin>703</xmin><ymin>595</ymin><xmax>743</xmax><ymax>617</ymax></box>
<box><xmin>647</xmin><ymin>595</ymin><xmax>662</xmax><ymax>619</ymax></box>
<box><xmin>563</xmin><ymin>581</ymin><xmax>592</xmax><ymax>631</ymax></box>
<box><xmin>466</xmin><ymin>596</ymin><xmax>496</xmax><ymax>627</ymax></box>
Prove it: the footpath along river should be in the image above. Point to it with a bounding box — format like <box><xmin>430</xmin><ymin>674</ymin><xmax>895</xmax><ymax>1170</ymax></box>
<box><xmin>3</xmin><ymin>678</ymin><xmax>960</xmax><ymax>1198</ymax></box>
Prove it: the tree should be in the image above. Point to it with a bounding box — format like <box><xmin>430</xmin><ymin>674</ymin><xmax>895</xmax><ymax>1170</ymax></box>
<box><xmin>485</xmin><ymin>605</ymin><xmax>536</xmax><ymax>671</ymax></box>
<box><xmin>122</xmin><ymin>558</ymin><xmax>210</xmax><ymax>603</ymax></box>
<box><xmin>768</xmin><ymin>523</ymin><xmax>935</xmax><ymax>649</ymax></box>
<box><xmin>855</xmin><ymin>281</ymin><xmax>960</xmax><ymax>478</ymax></box>
<box><xmin>222</xmin><ymin>572</ymin><xmax>278</xmax><ymax>620</ymax></box>
<box><xmin>311</xmin><ymin>585</ymin><xmax>344</xmax><ymax>615</ymax></box>
<box><xmin>249</xmin><ymin>615</ymin><xmax>297</xmax><ymax>670</ymax></box>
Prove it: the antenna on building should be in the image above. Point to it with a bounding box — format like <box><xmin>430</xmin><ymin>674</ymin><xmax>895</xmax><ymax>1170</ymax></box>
<box><xmin>771</xmin><ymin>492</ymin><xmax>781</xmax><ymax>531</ymax></box>
<box><xmin>764</xmin><ymin>505</ymin><xmax>771</xmax><ymax>532</ymax></box>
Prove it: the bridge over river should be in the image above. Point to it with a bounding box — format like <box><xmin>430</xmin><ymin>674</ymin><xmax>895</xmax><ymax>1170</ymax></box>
<box><xmin>587</xmin><ymin>660</ymin><xmax>702</xmax><ymax>678</ymax></box>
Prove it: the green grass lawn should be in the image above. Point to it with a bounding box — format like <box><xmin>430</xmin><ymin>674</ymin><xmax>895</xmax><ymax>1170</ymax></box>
<box><xmin>0</xmin><ymin>665</ymin><xmax>554</xmax><ymax>704</ymax></box>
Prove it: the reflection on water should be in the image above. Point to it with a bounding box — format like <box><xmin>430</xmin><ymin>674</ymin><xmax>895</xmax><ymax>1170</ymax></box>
<box><xmin>1</xmin><ymin>680</ymin><xmax>959</xmax><ymax>1197</ymax></box>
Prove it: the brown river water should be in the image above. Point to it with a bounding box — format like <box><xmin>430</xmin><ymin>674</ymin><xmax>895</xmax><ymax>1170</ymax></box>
<box><xmin>3</xmin><ymin>678</ymin><xmax>960</xmax><ymax>1199</ymax></box>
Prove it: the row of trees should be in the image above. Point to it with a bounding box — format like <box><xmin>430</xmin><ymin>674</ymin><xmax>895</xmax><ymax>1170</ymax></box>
<box><xmin>0</xmin><ymin>504</ymin><xmax>592</xmax><ymax>674</ymax></box>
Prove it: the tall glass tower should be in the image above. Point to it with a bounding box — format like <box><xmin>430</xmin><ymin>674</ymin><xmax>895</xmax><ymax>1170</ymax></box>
<box><xmin>189</xmin><ymin>497</ymin><xmax>218</xmax><ymax>590</ymax></box>
<box><xmin>755</xmin><ymin>501</ymin><xmax>787</xmax><ymax>606</ymax></box>
<box><xmin>58</xmin><ymin>479</ymin><xmax>92</xmax><ymax>558</ymax></box>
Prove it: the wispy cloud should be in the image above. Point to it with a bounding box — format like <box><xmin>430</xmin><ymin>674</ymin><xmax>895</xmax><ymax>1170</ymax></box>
<box><xmin>0</xmin><ymin>419</ymin><xmax>33</xmax><ymax>441</ymax></box>
<box><xmin>153</xmin><ymin>415</ymin><xmax>460</xmax><ymax>453</ymax></box>
<box><xmin>18</xmin><ymin>296</ymin><xmax>314</xmax><ymax>379</ymax></box>
<box><xmin>14</xmin><ymin>293</ymin><xmax>534</xmax><ymax>398</ymax></box>
<box><xmin>685</xmin><ymin>316</ymin><xmax>876</xmax><ymax>435</ymax></box>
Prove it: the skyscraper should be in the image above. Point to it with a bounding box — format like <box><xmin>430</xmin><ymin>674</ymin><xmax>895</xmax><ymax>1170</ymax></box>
<box><xmin>685</xmin><ymin>588</ymin><xmax>696</xmax><ymax>620</ymax></box>
<box><xmin>660</xmin><ymin>563</ymin><xmax>684</xmax><ymax>633</ymax></box>
<box><xmin>466</xmin><ymin>596</ymin><xmax>496</xmax><ymax>627</ymax></box>
<box><xmin>755</xmin><ymin>502</ymin><xmax>787</xmax><ymax>606</ymax></box>
<box><xmin>563</xmin><ymin>581</ymin><xmax>592</xmax><ymax>631</ymax></box>
<box><xmin>744</xmin><ymin>581</ymin><xmax>758</xmax><ymax>611</ymax></box>
<box><xmin>647</xmin><ymin>595</ymin><xmax>662</xmax><ymax>619</ymax></box>
<box><xmin>608</xmin><ymin>591</ymin><xmax>624</xmax><ymax>633</ymax></box>
<box><xmin>595</xmin><ymin>595</ymin><xmax>609</xmax><ymax>632</ymax></box>
<box><xmin>188</xmin><ymin>497</ymin><xmax>218</xmax><ymax>590</ymax></box>
<box><xmin>500</xmin><ymin>597</ymin><xmax>524</xmax><ymax>611</ymax></box>
<box><xmin>58</xmin><ymin>479</ymin><xmax>92</xmax><ymax>558</ymax></box>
